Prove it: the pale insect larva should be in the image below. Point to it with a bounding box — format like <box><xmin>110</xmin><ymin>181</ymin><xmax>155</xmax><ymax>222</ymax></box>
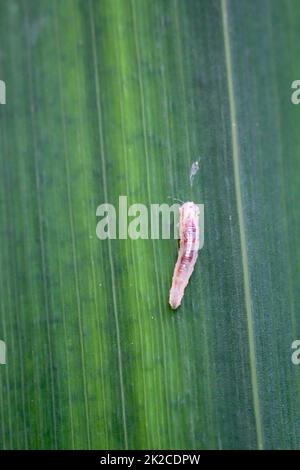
<box><xmin>169</xmin><ymin>202</ymin><xmax>200</xmax><ymax>310</ymax></box>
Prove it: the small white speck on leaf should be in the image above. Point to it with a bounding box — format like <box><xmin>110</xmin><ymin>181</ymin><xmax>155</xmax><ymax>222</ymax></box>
<box><xmin>189</xmin><ymin>160</ymin><xmax>200</xmax><ymax>186</ymax></box>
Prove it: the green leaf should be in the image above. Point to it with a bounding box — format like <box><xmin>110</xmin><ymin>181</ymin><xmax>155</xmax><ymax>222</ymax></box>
<box><xmin>0</xmin><ymin>0</ymin><xmax>300</xmax><ymax>450</ymax></box>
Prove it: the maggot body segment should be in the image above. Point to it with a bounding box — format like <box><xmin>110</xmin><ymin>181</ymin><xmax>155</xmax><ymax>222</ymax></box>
<box><xmin>169</xmin><ymin>202</ymin><xmax>200</xmax><ymax>310</ymax></box>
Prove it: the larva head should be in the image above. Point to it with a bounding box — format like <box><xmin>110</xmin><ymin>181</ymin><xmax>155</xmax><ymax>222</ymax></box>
<box><xmin>179</xmin><ymin>202</ymin><xmax>200</xmax><ymax>222</ymax></box>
